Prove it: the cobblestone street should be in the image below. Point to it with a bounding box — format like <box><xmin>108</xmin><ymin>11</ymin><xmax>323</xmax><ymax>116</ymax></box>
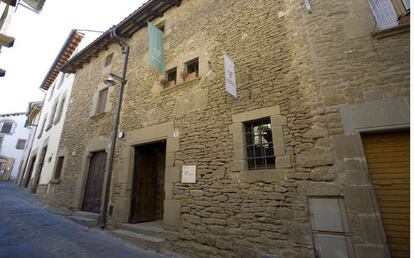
<box><xmin>0</xmin><ymin>181</ymin><xmax>170</xmax><ymax>258</ymax></box>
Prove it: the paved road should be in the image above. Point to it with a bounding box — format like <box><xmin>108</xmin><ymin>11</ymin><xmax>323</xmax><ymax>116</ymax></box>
<box><xmin>0</xmin><ymin>181</ymin><xmax>169</xmax><ymax>258</ymax></box>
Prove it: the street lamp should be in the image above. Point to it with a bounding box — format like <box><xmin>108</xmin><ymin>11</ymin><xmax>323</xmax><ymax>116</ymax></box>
<box><xmin>104</xmin><ymin>73</ymin><xmax>126</xmax><ymax>87</ymax></box>
<box><xmin>100</xmin><ymin>27</ymin><xmax>129</xmax><ymax>229</ymax></box>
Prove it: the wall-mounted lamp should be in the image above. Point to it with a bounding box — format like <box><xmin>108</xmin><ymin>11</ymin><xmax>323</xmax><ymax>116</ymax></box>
<box><xmin>103</xmin><ymin>73</ymin><xmax>126</xmax><ymax>86</ymax></box>
<box><xmin>304</xmin><ymin>0</ymin><xmax>312</xmax><ymax>14</ymax></box>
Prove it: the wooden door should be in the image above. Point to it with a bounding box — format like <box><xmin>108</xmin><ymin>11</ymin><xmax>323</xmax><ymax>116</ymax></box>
<box><xmin>82</xmin><ymin>151</ymin><xmax>107</xmax><ymax>213</ymax></box>
<box><xmin>24</xmin><ymin>156</ymin><xmax>36</xmax><ymax>188</ymax></box>
<box><xmin>130</xmin><ymin>142</ymin><xmax>165</xmax><ymax>223</ymax></box>
<box><xmin>33</xmin><ymin>147</ymin><xmax>47</xmax><ymax>192</ymax></box>
<box><xmin>362</xmin><ymin>131</ymin><xmax>410</xmax><ymax>258</ymax></box>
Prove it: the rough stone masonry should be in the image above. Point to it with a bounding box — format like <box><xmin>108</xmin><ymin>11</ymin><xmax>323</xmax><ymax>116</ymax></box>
<box><xmin>43</xmin><ymin>0</ymin><xmax>409</xmax><ymax>257</ymax></box>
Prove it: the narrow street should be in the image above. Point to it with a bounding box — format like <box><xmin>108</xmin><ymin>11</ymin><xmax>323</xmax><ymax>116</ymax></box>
<box><xmin>0</xmin><ymin>181</ymin><xmax>169</xmax><ymax>258</ymax></box>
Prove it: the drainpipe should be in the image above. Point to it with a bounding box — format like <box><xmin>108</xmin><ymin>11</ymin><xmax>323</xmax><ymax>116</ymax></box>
<box><xmin>101</xmin><ymin>27</ymin><xmax>129</xmax><ymax>229</ymax></box>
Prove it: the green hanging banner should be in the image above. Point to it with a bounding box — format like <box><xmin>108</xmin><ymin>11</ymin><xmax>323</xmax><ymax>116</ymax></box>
<box><xmin>148</xmin><ymin>22</ymin><xmax>164</xmax><ymax>74</ymax></box>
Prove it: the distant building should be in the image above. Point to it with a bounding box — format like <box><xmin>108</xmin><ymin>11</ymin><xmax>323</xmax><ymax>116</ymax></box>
<box><xmin>0</xmin><ymin>112</ymin><xmax>30</xmax><ymax>180</ymax></box>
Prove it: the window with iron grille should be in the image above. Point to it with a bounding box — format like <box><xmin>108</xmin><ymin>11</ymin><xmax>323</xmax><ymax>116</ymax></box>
<box><xmin>1</xmin><ymin>121</ymin><xmax>13</xmax><ymax>134</ymax></box>
<box><xmin>244</xmin><ymin>117</ymin><xmax>275</xmax><ymax>170</ymax></box>
<box><xmin>16</xmin><ymin>139</ymin><xmax>26</xmax><ymax>150</ymax></box>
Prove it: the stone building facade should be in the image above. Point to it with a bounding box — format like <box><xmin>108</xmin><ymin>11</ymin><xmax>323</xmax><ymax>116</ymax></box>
<box><xmin>48</xmin><ymin>0</ymin><xmax>409</xmax><ymax>257</ymax></box>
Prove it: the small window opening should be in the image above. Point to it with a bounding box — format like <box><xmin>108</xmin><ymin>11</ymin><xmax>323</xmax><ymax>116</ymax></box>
<box><xmin>184</xmin><ymin>58</ymin><xmax>199</xmax><ymax>81</ymax></box>
<box><xmin>166</xmin><ymin>68</ymin><xmax>177</xmax><ymax>84</ymax></box>
<box><xmin>104</xmin><ymin>53</ymin><xmax>113</xmax><ymax>67</ymax></box>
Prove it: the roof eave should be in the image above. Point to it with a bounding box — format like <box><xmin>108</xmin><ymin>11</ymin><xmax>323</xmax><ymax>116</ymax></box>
<box><xmin>61</xmin><ymin>0</ymin><xmax>181</xmax><ymax>74</ymax></box>
<box><xmin>39</xmin><ymin>30</ymin><xmax>84</xmax><ymax>91</ymax></box>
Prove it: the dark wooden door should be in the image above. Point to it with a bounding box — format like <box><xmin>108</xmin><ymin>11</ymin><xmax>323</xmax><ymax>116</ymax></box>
<box><xmin>130</xmin><ymin>142</ymin><xmax>165</xmax><ymax>223</ymax></box>
<box><xmin>32</xmin><ymin>147</ymin><xmax>47</xmax><ymax>193</ymax></box>
<box><xmin>82</xmin><ymin>151</ymin><xmax>107</xmax><ymax>213</ymax></box>
<box><xmin>24</xmin><ymin>156</ymin><xmax>36</xmax><ymax>188</ymax></box>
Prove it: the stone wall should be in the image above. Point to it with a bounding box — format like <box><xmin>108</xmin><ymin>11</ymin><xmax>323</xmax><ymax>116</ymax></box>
<box><xmin>48</xmin><ymin>0</ymin><xmax>409</xmax><ymax>257</ymax></box>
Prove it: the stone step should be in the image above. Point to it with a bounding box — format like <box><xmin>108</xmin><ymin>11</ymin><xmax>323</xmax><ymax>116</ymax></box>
<box><xmin>67</xmin><ymin>211</ymin><xmax>100</xmax><ymax>228</ymax></box>
<box><xmin>72</xmin><ymin>211</ymin><xmax>100</xmax><ymax>220</ymax></box>
<box><xmin>119</xmin><ymin>222</ymin><xmax>179</xmax><ymax>241</ymax></box>
<box><xmin>111</xmin><ymin>229</ymin><xmax>166</xmax><ymax>252</ymax></box>
<box><xmin>67</xmin><ymin>215</ymin><xmax>98</xmax><ymax>228</ymax></box>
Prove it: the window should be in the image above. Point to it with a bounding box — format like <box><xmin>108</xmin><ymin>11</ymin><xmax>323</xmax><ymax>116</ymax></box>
<box><xmin>53</xmin><ymin>156</ymin><xmax>64</xmax><ymax>180</ymax></box>
<box><xmin>48</xmin><ymin>84</ymin><xmax>55</xmax><ymax>101</ymax></box>
<box><xmin>38</xmin><ymin>115</ymin><xmax>47</xmax><ymax>139</ymax></box>
<box><xmin>184</xmin><ymin>58</ymin><xmax>199</xmax><ymax>81</ymax></box>
<box><xmin>0</xmin><ymin>136</ymin><xmax>3</xmax><ymax>148</ymax></box>
<box><xmin>369</xmin><ymin>0</ymin><xmax>410</xmax><ymax>30</ymax></box>
<box><xmin>166</xmin><ymin>67</ymin><xmax>177</xmax><ymax>84</ymax></box>
<box><xmin>54</xmin><ymin>96</ymin><xmax>66</xmax><ymax>124</ymax></box>
<box><xmin>47</xmin><ymin>100</ymin><xmax>59</xmax><ymax>130</ymax></box>
<box><xmin>16</xmin><ymin>139</ymin><xmax>26</xmax><ymax>150</ymax></box>
<box><xmin>97</xmin><ymin>88</ymin><xmax>109</xmax><ymax>114</ymax></box>
<box><xmin>309</xmin><ymin>198</ymin><xmax>354</xmax><ymax>258</ymax></box>
<box><xmin>104</xmin><ymin>53</ymin><xmax>113</xmax><ymax>67</ymax></box>
<box><xmin>57</xmin><ymin>74</ymin><xmax>65</xmax><ymax>89</ymax></box>
<box><xmin>244</xmin><ymin>118</ymin><xmax>275</xmax><ymax>170</ymax></box>
<box><xmin>1</xmin><ymin>121</ymin><xmax>13</xmax><ymax>134</ymax></box>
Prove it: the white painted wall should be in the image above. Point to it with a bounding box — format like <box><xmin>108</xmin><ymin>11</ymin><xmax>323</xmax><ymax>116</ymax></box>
<box><xmin>27</xmin><ymin>32</ymin><xmax>97</xmax><ymax>189</ymax></box>
<box><xmin>0</xmin><ymin>114</ymin><xmax>31</xmax><ymax>178</ymax></box>
<box><xmin>29</xmin><ymin>72</ymin><xmax>75</xmax><ymax>186</ymax></box>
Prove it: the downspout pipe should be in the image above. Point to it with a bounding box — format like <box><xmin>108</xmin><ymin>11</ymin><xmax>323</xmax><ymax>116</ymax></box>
<box><xmin>101</xmin><ymin>26</ymin><xmax>129</xmax><ymax>229</ymax></box>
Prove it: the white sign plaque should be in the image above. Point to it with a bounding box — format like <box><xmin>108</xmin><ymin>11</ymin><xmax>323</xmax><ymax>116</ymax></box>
<box><xmin>224</xmin><ymin>54</ymin><xmax>237</xmax><ymax>97</ymax></box>
<box><xmin>182</xmin><ymin>165</ymin><xmax>196</xmax><ymax>183</ymax></box>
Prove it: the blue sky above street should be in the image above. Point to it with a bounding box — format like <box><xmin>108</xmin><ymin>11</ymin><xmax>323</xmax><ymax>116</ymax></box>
<box><xmin>0</xmin><ymin>0</ymin><xmax>145</xmax><ymax>114</ymax></box>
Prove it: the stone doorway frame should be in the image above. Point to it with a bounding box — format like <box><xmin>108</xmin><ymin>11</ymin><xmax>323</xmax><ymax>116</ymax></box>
<box><xmin>74</xmin><ymin>137</ymin><xmax>110</xmax><ymax>213</ymax></box>
<box><xmin>115</xmin><ymin>122</ymin><xmax>181</xmax><ymax>230</ymax></box>
<box><xmin>335</xmin><ymin>96</ymin><xmax>410</xmax><ymax>258</ymax></box>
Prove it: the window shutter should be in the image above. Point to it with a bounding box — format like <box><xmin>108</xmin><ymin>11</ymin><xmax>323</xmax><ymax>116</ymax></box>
<box><xmin>98</xmin><ymin>88</ymin><xmax>108</xmax><ymax>114</ymax></box>
<box><xmin>369</xmin><ymin>0</ymin><xmax>399</xmax><ymax>30</ymax></box>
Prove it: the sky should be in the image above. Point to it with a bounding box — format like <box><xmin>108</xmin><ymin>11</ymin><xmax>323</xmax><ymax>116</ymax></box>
<box><xmin>0</xmin><ymin>0</ymin><xmax>146</xmax><ymax>115</ymax></box>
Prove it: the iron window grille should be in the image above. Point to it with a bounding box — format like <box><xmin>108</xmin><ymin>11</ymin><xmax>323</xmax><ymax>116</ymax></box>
<box><xmin>244</xmin><ymin>117</ymin><xmax>275</xmax><ymax>170</ymax></box>
<box><xmin>16</xmin><ymin>139</ymin><xmax>26</xmax><ymax>150</ymax></box>
<box><xmin>1</xmin><ymin>121</ymin><xmax>12</xmax><ymax>134</ymax></box>
<box><xmin>167</xmin><ymin>68</ymin><xmax>177</xmax><ymax>83</ymax></box>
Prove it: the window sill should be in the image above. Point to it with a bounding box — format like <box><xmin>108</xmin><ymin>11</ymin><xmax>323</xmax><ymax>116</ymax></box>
<box><xmin>372</xmin><ymin>23</ymin><xmax>410</xmax><ymax>39</ymax></box>
<box><xmin>90</xmin><ymin>112</ymin><xmax>107</xmax><ymax>119</ymax></box>
<box><xmin>50</xmin><ymin>178</ymin><xmax>61</xmax><ymax>184</ymax></box>
<box><xmin>161</xmin><ymin>77</ymin><xmax>201</xmax><ymax>95</ymax></box>
<box><xmin>240</xmin><ymin>169</ymin><xmax>288</xmax><ymax>183</ymax></box>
